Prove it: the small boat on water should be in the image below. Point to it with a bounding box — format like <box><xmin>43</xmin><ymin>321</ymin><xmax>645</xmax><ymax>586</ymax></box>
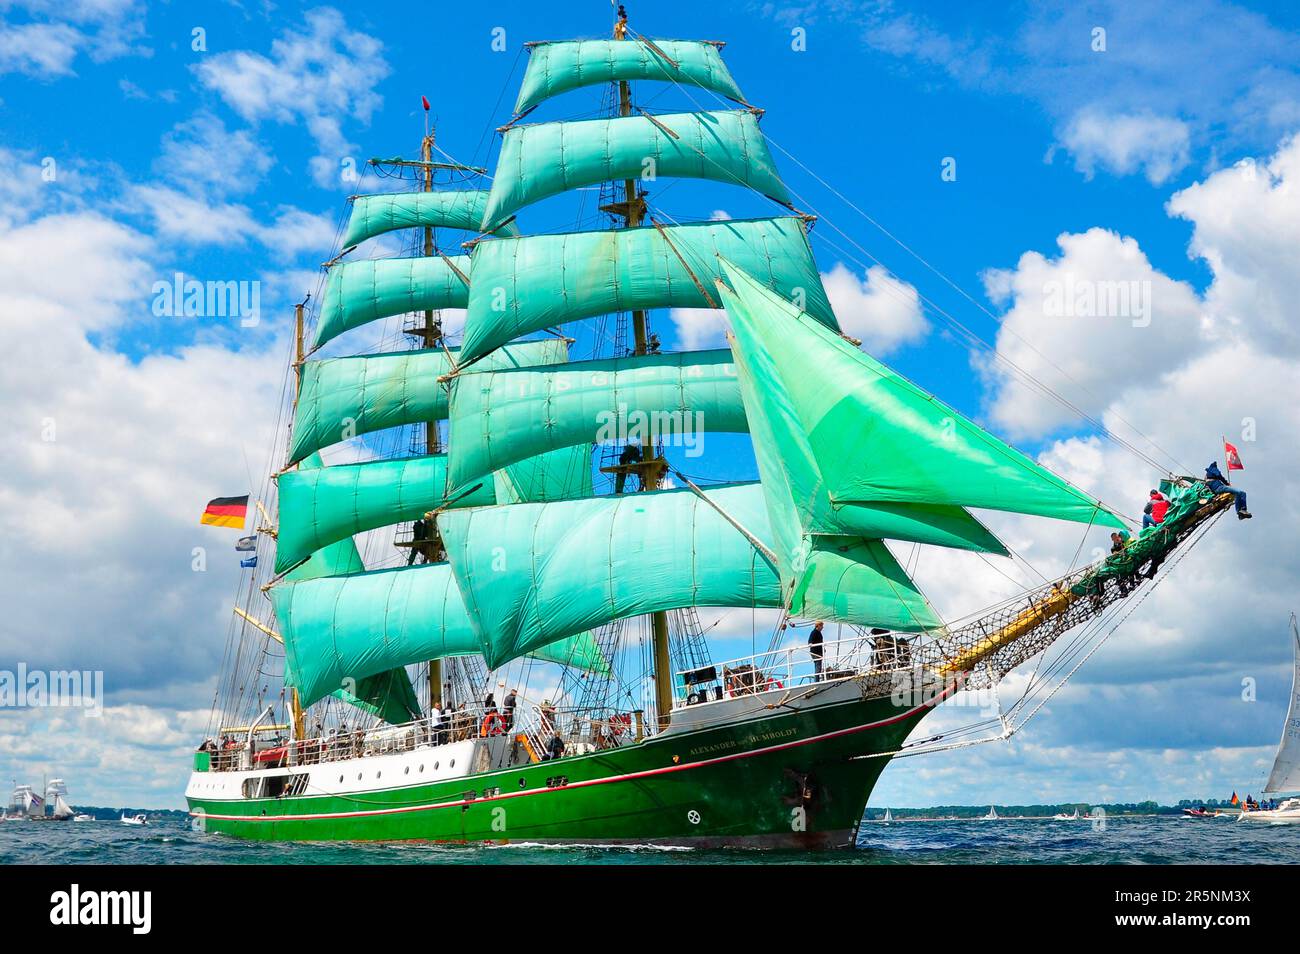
<box><xmin>882</xmin><ymin>808</ymin><xmax>893</xmax><ymax>823</ymax></box>
<box><xmin>1239</xmin><ymin>615</ymin><xmax>1300</xmax><ymax>825</ymax></box>
<box><xmin>1183</xmin><ymin>807</ymin><xmax>1220</xmax><ymax>818</ymax></box>
<box><xmin>73</xmin><ymin>813</ymin><xmax>94</xmax><ymax>822</ymax></box>
<box><xmin>982</xmin><ymin>806</ymin><xmax>999</xmax><ymax>820</ymax></box>
<box><xmin>120</xmin><ymin>813</ymin><xmax>148</xmax><ymax>826</ymax></box>
<box><xmin>1052</xmin><ymin>808</ymin><xmax>1082</xmax><ymax>821</ymax></box>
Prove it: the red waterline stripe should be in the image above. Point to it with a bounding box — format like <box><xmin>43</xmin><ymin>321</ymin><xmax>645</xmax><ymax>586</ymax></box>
<box><xmin>196</xmin><ymin>683</ymin><xmax>958</xmax><ymax>823</ymax></box>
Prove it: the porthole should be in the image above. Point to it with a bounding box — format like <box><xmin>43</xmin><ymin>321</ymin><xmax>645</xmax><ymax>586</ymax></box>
<box><xmin>338</xmin><ymin>775</ymin><xmax>344</xmax><ymax>783</ymax></box>
<box><xmin>419</xmin><ymin>764</ymin><xmax>425</xmax><ymax>772</ymax></box>
<box><xmin>433</xmin><ymin>761</ymin><xmax>439</xmax><ymax>770</ymax></box>
<box><xmin>356</xmin><ymin>773</ymin><xmax>362</xmax><ymax>781</ymax></box>
<box><xmin>450</xmin><ymin>759</ymin><xmax>455</xmax><ymax>768</ymax></box>
<box><xmin>376</xmin><ymin>771</ymin><xmax>382</xmax><ymax>779</ymax></box>
<box><xmin>404</xmin><ymin>767</ymin><xmax>410</xmax><ymax>775</ymax></box>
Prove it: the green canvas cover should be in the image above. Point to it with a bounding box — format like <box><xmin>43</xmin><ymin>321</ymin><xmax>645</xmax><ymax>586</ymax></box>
<box><xmin>446</xmin><ymin>348</ymin><xmax>745</xmax><ymax>491</ymax></box>
<box><xmin>458</xmin><ymin>216</ymin><xmax>834</xmax><ymax>364</ymax></box>
<box><xmin>515</xmin><ymin>39</ymin><xmax>745</xmax><ymax>114</ymax></box>
<box><xmin>481</xmin><ymin>110</ymin><xmax>790</xmax><ymax>232</ymax></box>
<box><xmin>288</xmin><ymin>339</ymin><xmax>569</xmax><ymax>465</ymax></box>
<box><xmin>342</xmin><ymin>192</ymin><xmax>518</xmax><ymax>249</ymax></box>
<box><xmin>313</xmin><ymin>255</ymin><xmax>470</xmax><ymax>349</ymax></box>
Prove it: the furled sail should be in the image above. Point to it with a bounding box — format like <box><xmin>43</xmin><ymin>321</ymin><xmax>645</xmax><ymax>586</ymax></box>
<box><xmin>447</xmin><ymin>348</ymin><xmax>746</xmax><ymax>490</ymax></box>
<box><xmin>271</xmin><ymin>562</ymin><xmax>610</xmax><ymax>708</ymax></box>
<box><xmin>481</xmin><ymin>110</ymin><xmax>790</xmax><ymax>233</ymax></box>
<box><xmin>288</xmin><ymin>339</ymin><xmax>569</xmax><ymax>465</ymax></box>
<box><xmin>718</xmin><ymin>259</ymin><xmax>1125</xmax><ymax>529</ymax></box>
<box><xmin>1265</xmin><ymin>614</ymin><xmax>1300</xmax><ymax>794</ymax></box>
<box><xmin>313</xmin><ymin>255</ymin><xmax>470</xmax><ymax>349</ymax></box>
<box><xmin>342</xmin><ymin>192</ymin><xmax>518</xmax><ymax>250</ymax></box>
<box><xmin>515</xmin><ymin>39</ymin><xmax>746</xmax><ymax>114</ymax></box>
<box><xmin>458</xmin><ymin>216</ymin><xmax>834</xmax><ymax>365</ymax></box>
<box><xmin>438</xmin><ymin>482</ymin><xmax>782</xmax><ymax>669</ymax></box>
<box><xmin>276</xmin><ymin>446</ymin><xmax>594</xmax><ymax>572</ymax></box>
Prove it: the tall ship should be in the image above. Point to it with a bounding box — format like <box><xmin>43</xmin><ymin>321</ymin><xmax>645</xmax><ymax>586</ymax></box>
<box><xmin>186</xmin><ymin>9</ymin><xmax>1238</xmax><ymax>847</ymax></box>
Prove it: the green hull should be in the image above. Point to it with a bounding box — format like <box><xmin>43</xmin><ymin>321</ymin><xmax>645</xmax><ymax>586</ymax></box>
<box><xmin>187</xmin><ymin>692</ymin><xmax>932</xmax><ymax>848</ymax></box>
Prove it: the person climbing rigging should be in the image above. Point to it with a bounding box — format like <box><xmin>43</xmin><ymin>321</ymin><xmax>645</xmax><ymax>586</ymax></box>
<box><xmin>1142</xmin><ymin>490</ymin><xmax>1169</xmax><ymax>529</ymax></box>
<box><xmin>614</xmin><ymin>437</ymin><xmax>642</xmax><ymax>494</ymax></box>
<box><xmin>1205</xmin><ymin>461</ymin><xmax>1251</xmax><ymax>519</ymax></box>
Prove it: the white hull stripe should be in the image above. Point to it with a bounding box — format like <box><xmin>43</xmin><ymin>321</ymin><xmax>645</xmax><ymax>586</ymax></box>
<box><xmin>194</xmin><ymin>683</ymin><xmax>956</xmax><ymax>823</ymax></box>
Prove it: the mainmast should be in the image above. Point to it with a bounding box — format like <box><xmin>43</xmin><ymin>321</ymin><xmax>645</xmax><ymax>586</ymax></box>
<box><xmin>370</xmin><ymin>117</ymin><xmax>483</xmax><ymax>713</ymax></box>
<box><xmin>605</xmin><ymin>4</ymin><xmax>673</xmax><ymax>729</ymax></box>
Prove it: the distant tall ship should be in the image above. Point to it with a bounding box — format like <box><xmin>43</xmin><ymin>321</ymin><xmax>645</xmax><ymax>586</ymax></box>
<box><xmin>4</xmin><ymin>778</ymin><xmax>78</xmax><ymax>821</ymax></box>
<box><xmin>185</xmin><ymin>8</ymin><xmax>1237</xmax><ymax>847</ymax></box>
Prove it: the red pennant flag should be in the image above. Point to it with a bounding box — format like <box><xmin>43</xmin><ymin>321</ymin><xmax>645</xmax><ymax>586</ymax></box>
<box><xmin>1224</xmin><ymin>440</ymin><xmax>1244</xmax><ymax>471</ymax></box>
<box><xmin>421</xmin><ymin>95</ymin><xmax>430</xmax><ymax>111</ymax></box>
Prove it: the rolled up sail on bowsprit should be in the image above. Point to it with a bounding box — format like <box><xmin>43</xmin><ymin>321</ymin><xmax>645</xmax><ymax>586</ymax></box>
<box><xmin>447</xmin><ymin>349</ymin><xmax>746</xmax><ymax>491</ymax></box>
<box><xmin>313</xmin><ymin>255</ymin><xmax>470</xmax><ymax>349</ymax></box>
<box><xmin>288</xmin><ymin>339</ymin><xmax>569</xmax><ymax>465</ymax></box>
<box><xmin>437</xmin><ymin>481</ymin><xmax>938</xmax><ymax>670</ymax></box>
<box><xmin>458</xmin><ymin>216</ymin><xmax>833</xmax><ymax>365</ymax></box>
<box><xmin>270</xmin><ymin>562</ymin><xmax>610</xmax><ymax>708</ymax></box>
<box><xmin>275</xmin><ymin>446</ymin><xmax>594</xmax><ymax>573</ymax></box>
<box><xmin>515</xmin><ymin>39</ymin><xmax>746</xmax><ymax>114</ymax></box>
<box><xmin>481</xmin><ymin>110</ymin><xmax>790</xmax><ymax>233</ymax></box>
<box><xmin>342</xmin><ymin>192</ymin><xmax>519</xmax><ymax>250</ymax></box>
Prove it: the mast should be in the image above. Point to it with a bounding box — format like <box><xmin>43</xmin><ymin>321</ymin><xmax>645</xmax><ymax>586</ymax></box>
<box><xmin>288</xmin><ymin>299</ymin><xmax>307</xmax><ymax>742</ymax></box>
<box><xmin>609</xmin><ymin>5</ymin><xmax>673</xmax><ymax>730</ymax></box>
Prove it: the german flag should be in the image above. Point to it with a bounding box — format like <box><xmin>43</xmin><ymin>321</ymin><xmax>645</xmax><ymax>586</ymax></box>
<box><xmin>201</xmin><ymin>495</ymin><xmax>249</xmax><ymax>529</ymax></box>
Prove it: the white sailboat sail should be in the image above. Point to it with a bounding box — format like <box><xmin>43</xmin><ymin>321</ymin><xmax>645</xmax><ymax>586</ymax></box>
<box><xmin>1264</xmin><ymin>614</ymin><xmax>1300</xmax><ymax>795</ymax></box>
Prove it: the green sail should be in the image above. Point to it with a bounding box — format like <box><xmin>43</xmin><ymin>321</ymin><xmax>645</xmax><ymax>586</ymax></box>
<box><xmin>717</xmin><ymin>259</ymin><xmax>1125</xmax><ymax>528</ymax></box>
<box><xmin>276</xmin><ymin>446</ymin><xmax>594</xmax><ymax>572</ymax></box>
<box><xmin>481</xmin><ymin>110</ymin><xmax>790</xmax><ymax>233</ymax></box>
<box><xmin>282</xmin><ymin>455</ymin><xmax>421</xmax><ymax>725</ymax></box>
<box><xmin>288</xmin><ymin>339</ymin><xmax>569</xmax><ymax>465</ymax></box>
<box><xmin>459</xmin><ymin>216</ymin><xmax>834</xmax><ymax>364</ymax></box>
<box><xmin>438</xmin><ymin>482</ymin><xmax>783</xmax><ymax>669</ymax></box>
<box><xmin>314</xmin><ymin>256</ymin><xmax>470</xmax><ymax>349</ymax></box>
<box><xmin>515</xmin><ymin>39</ymin><xmax>746</xmax><ymax>114</ymax></box>
<box><xmin>342</xmin><ymin>192</ymin><xmax>519</xmax><ymax>249</ymax></box>
<box><xmin>271</xmin><ymin>562</ymin><xmax>610</xmax><ymax>708</ymax></box>
<box><xmin>447</xmin><ymin>349</ymin><xmax>746</xmax><ymax>491</ymax></box>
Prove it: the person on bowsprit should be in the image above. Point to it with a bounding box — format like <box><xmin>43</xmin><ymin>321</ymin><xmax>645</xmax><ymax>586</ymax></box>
<box><xmin>1142</xmin><ymin>490</ymin><xmax>1169</xmax><ymax>529</ymax></box>
<box><xmin>1205</xmin><ymin>461</ymin><xmax>1252</xmax><ymax>520</ymax></box>
<box><xmin>808</xmin><ymin>621</ymin><xmax>826</xmax><ymax>680</ymax></box>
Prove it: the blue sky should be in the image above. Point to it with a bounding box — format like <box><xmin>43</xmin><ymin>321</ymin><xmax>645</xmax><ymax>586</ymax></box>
<box><xmin>2</xmin><ymin>0</ymin><xmax>1300</xmax><ymax>810</ymax></box>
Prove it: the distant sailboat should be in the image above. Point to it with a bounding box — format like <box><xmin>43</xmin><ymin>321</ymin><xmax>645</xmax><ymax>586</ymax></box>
<box><xmin>1052</xmin><ymin>807</ymin><xmax>1081</xmax><ymax>820</ymax></box>
<box><xmin>882</xmin><ymin>808</ymin><xmax>893</xmax><ymax>823</ymax></box>
<box><xmin>982</xmin><ymin>806</ymin><xmax>999</xmax><ymax>820</ymax></box>
<box><xmin>1240</xmin><ymin>614</ymin><xmax>1300</xmax><ymax>825</ymax></box>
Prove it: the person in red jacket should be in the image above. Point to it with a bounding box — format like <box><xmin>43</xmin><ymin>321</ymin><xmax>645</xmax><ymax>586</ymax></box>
<box><xmin>1142</xmin><ymin>489</ymin><xmax>1170</xmax><ymax>529</ymax></box>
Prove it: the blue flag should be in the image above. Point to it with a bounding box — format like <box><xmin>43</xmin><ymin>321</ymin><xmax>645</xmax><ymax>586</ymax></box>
<box><xmin>239</xmin><ymin>556</ymin><xmax>258</xmax><ymax>569</ymax></box>
<box><xmin>235</xmin><ymin>535</ymin><xmax>257</xmax><ymax>552</ymax></box>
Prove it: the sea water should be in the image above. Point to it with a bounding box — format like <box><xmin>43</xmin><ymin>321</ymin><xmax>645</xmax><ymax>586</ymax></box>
<box><xmin>3</xmin><ymin>815</ymin><xmax>1299</xmax><ymax>864</ymax></box>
